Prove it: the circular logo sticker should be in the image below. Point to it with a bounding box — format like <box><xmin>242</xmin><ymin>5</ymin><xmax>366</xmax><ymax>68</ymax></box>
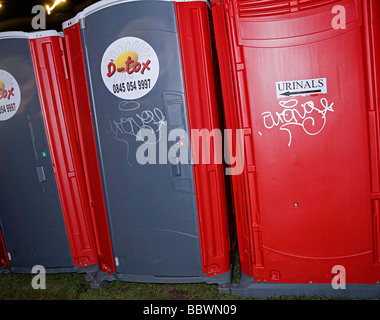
<box><xmin>101</xmin><ymin>37</ymin><xmax>160</xmax><ymax>100</ymax></box>
<box><xmin>0</xmin><ymin>69</ymin><xmax>21</xmax><ymax>121</ymax></box>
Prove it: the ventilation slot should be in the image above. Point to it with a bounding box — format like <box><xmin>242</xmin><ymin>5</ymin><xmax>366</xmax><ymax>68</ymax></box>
<box><xmin>236</xmin><ymin>0</ymin><xmax>340</xmax><ymax>18</ymax></box>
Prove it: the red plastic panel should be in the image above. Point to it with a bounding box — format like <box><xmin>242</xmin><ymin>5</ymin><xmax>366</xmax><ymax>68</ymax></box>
<box><xmin>0</xmin><ymin>228</ymin><xmax>9</xmax><ymax>269</ymax></box>
<box><xmin>211</xmin><ymin>0</ymin><xmax>253</xmax><ymax>277</ymax></box>
<box><xmin>236</xmin><ymin>0</ymin><xmax>338</xmax><ymax>17</ymax></box>
<box><xmin>212</xmin><ymin>0</ymin><xmax>380</xmax><ymax>284</ymax></box>
<box><xmin>364</xmin><ymin>0</ymin><xmax>380</xmax><ymax>264</ymax></box>
<box><xmin>175</xmin><ymin>0</ymin><xmax>234</xmax><ymax>277</ymax></box>
<box><xmin>63</xmin><ymin>24</ymin><xmax>115</xmax><ymax>274</ymax></box>
<box><xmin>29</xmin><ymin>35</ymin><xmax>99</xmax><ymax>269</ymax></box>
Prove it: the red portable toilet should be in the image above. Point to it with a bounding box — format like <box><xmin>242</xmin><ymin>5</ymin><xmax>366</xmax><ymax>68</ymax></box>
<box><xmin>63</xmin><ymin>0</ymin><xmax>234</xmax><ymax>289</ymax></box>
<box><xmin>211</xmin><ymin>0</ymin><xmax>380</xmax><ymax>298</ymax></box>
<box><xmin>0</xmin><ymin>31</ymin><xmax>98</xmax><ymax>276</ymax></box>
<box><xmin>0</xmin><ymin>229</ymin><xmax>8</xmax><ymax>276</ymax></box>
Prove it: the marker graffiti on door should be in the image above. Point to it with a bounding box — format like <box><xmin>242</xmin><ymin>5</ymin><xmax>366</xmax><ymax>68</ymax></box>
<box><xmin>261</xmin><ymin>98</ymin><xmax>335</xmax><ymax>147</ymax></box>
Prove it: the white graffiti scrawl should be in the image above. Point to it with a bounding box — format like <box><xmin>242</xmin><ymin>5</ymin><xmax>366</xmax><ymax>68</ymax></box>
<box><xmin>261</xmin><ymin>98</ymin><xmax>335</xmax><ymax>147</ymax></box>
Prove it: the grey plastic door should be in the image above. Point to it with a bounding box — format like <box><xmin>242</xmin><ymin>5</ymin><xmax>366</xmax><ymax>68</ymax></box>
<box><xmin>0</xmin><ymin>37</ymin><xmax>73</xmax><ymax>271</ymax></box>
<box><xmin>81</xmin><ymin>1</ymin><xmax>203</xmax><ymax>278</ymax></box>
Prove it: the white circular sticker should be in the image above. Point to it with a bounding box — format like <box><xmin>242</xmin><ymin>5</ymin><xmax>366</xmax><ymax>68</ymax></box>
<box><xmin>101</xmin><ymin>37</ymin><xmax>159</xmax><ymax>100</ymax></box>
<box><xmin>0</xmin><ymin>69</ymin><xmax>21</xmax><ymax>121</ymax></box>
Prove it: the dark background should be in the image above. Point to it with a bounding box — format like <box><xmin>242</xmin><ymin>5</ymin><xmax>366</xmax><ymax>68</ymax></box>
<box><xmin>0</xmin><ymin>0</ymin><xmax>101</xmax><ymax>32</ymax></box>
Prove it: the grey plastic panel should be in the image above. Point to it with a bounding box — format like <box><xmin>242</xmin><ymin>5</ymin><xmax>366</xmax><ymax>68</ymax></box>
<box><xmin>81</xmin><ymin>0</ymin><xmax>203</xmax><ymax>278</ymax></box>
<box><xmin>0</xmin><ymin>38</ymin><xmax>74</xmax><ymax>270</ymax></box>
<box><xmin>233</xmin><ymin>274</ymin><xmax>380</xmax><ymax>299</ymax></box>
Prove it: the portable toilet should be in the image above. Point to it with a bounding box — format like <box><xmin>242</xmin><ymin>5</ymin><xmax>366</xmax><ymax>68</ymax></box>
<box><xmin>0</xmin><ymin>31</ymin><xmax>98</xmax><ymax>276</ymax></box>
<box><xmin>62</xmin><ymin>0</ymin><xmax>234</xmax><ymax>290</ymax></box>
<box><xmin>211</xmin><ymin>0</ymin><xmax>380</xmax><ymax>298</ymax></box>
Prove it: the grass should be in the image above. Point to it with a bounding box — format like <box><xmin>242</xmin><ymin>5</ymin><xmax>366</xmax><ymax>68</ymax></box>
<box><xmin>0</xmin><ymin>272</ymin><xmax>369</xmax><ymax>301</ymax></box>
<box><xmin>0</xmin><ymin>255</ymin><xmax>245</xmax><ymax>300</ymax></box>
<box><xmin>0</xmin><ymin>272</ymin><xmax>252</xmax><ymax>300</ymax></box>
<box><xmin>0</xmin><ymin>256</ymin><xmax>377</xmax><ymax>301</ymax></box>
<box><xmin>0</xmin><ymin>252</ymin><xmax>243</xmax><ymax>300</ymax></box>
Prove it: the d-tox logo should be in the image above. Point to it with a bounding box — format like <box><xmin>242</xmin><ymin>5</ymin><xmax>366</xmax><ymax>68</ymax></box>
<box><xmin>101</xmin><ymin>36</ymin><xmax>159</xmax><ymax>100</ymax></box>
<box><xmin>0</xmin><ymin>69</ymin><xmax>21</xmax><ymax>121</ymax></box>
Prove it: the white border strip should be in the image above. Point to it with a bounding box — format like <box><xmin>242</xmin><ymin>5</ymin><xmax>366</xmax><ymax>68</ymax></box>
<box><xmin>28</xmin><ymin>30</ymin><xmax>62</xmax><ymax>39</ymax></box>
<box><xmin>0</xmin><ymin>30</ymin><xmax>62</xmax><ymax>40</ymax></box>
<box><xmin>0</xmin><ymin>31</ymin><xmax>29</xmax><ymax>39</ymax></box>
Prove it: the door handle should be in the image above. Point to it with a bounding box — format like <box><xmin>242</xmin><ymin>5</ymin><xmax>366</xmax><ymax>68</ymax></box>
<box><xmin>169</xmin><ymin>157</ymin><xmax>181</xmax><ymax>177</ymax></box>
<box><xmin>36</xmin><ymin>166</ymin><xmax>46</xmax><ymax>183</ymax></box>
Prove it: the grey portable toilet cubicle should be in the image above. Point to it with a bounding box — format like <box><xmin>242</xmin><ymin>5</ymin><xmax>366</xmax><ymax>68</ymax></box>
<box><xmin>63</xmin><ymin>0</ymin><xmax>235</xmax><ymax>290</ymax></box>
<box><xmin>0</xmin><ymin>31</ymin><xmax>99</xmax><ymax>277</ymax></box>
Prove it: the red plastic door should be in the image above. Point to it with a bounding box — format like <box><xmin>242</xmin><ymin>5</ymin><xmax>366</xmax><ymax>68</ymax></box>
<box><xmin>29</xmin><ymin>34</ymin><xmax>99</xmax><ymax>270</ymax></box>
<box><xmin>212</xmin><ymin>0</ymin><xmax>380</xmax><ymax>285</ymax></box>
<box><xmin>0</xmin><ymin>229</ymin><xmax>9</xmax><ymax>269</ymax></box>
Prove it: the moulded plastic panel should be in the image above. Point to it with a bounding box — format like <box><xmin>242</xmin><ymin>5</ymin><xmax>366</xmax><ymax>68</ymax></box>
<box><xmin>0</xmin><ymin>229</ymin><xmax>9</xmax><ymax>269</ymax></box>
<box><xmin>29</xmin><ymin>33</ymin><xmax>99</xmax><ymax>270</ymax></box>
<box><xmin>211</xmin><ymin>0</ymin><xmax>380</xmax><ymax>297</ymax></box>
<box><xmin>63</xmin><ymin>14</ymin><xmax>116</xmax><ymax>276</ymax></box>
<box><xmin>174</xmin><ymin>0</ymin><xmax>234</xmax><ymax>280</ymax></box>
<box><xmin>63</xmin><ymin>0</ymin><xmax>233</xmax><ymax>288</ymax></box>
<box><xmin>0</xmin><ymin>31</ymin><xmax>98</xmax><ymax>274</ymax></box>
<box><xmin>365</xmin><ymin>0</ymin><xmax>380</xmax><ymax>267</ymax></box>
